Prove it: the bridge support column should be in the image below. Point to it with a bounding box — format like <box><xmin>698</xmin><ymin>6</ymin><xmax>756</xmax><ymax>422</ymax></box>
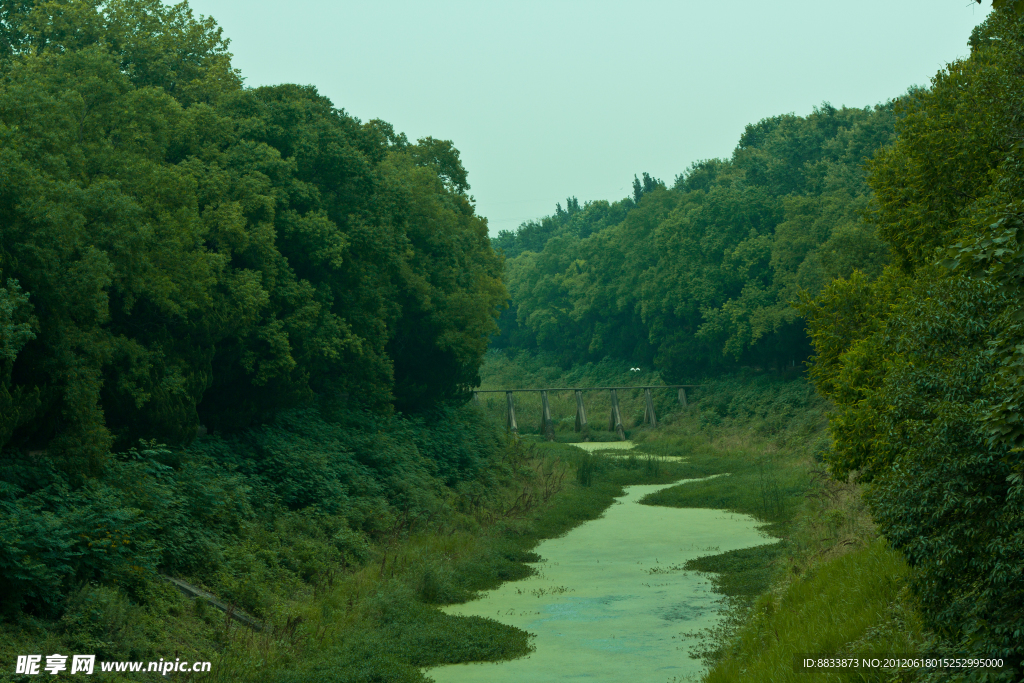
<box><xmin>643</xmin><ymin>388</ymin><xmax>658</xmax><ymax>427</ymax></box>
<box><xmin>506</xmin><ymin>391</ymin><xmax>518</xmax><ymax>436</ymax></box>
<box><xmin>608</xmin><ymin>389</ymin><xmax>626</xmax><ymax>441</ymax></box>
<box><xmin>540</xmin><ymin>390</ymin><xmax>555</xmax><ymax>441</ymax></box>
<box><xmin>678</xmin><ymin>388</ymin><xmax>687</xmax><ymax>407</ymax></box>
<box><xmin>574</xmin><ymin>390</ymin><xmax>590</xmax><ymax>441</ymax></box>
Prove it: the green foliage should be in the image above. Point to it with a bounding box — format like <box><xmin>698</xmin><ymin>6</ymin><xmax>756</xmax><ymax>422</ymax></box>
<box><xmin>0</xmin><ymin>453</ymin><xmax>167</xmax><ymax>617</ymax></box>
<box><xmin>0</xmin><ymin>0</ymin><xmax>505</xmax><ymax>463</ymax></box>
<box><xmin>633</xmin><ymin>376</ymin><xmax>824</xmax><ymax>543</ymax></box>
<box><xmin>801</xmin><ymin>7</ymin><xmax>1024</xmax><ymax>671</ymax></box>
<box><xmin>981</xmin><ymin>0</ymin><xmax>1024</xmax><ymax>18</ymax></box>
<box><xmin>264</xmin><ymin>581</ymin><xmax>534</xmax><ymax>683</ymax></box>
<box><xmin>493</xmin><ymin>104</ymin><xmax>895</xmax><ymax>375</ymax></box>
<box><xmin>684</xmin><ymin>543</ymin><xmax>789</xmax><ymax>604</ymax></box>
<box><xmin>0</xmin><ymin>401</ymin><xmax>503</xmax><ymax>625</ymax></box>
<box><xmin>640</xmin><ymin>447</ymin><xmax>807</xmax><ymax>528</ymax></box>
<box><xmin>691</xmin><ymin>373</ymin><xmax>824</xmax><ymax>436</ymax></box>
<box><xmin>491</xmin><ymin>194</ymin><xmax>625</xmax><ymax>260</ymax></box>
<box><xmin>59</xmin><ymin>584</ymin><xmax>153</xmax><ymax>662</ymax></box>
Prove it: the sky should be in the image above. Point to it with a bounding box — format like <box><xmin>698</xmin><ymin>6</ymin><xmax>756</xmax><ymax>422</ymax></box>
<box><xmin>172</xmin><ymin>1</ymin><xmax>994</xmax><ymax>236</ymax></box>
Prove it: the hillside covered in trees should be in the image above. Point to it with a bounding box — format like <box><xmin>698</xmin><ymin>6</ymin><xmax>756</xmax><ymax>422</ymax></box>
<box><xmin>492</xmin><ymin>102</ymin><xmax>896</xmax><ymax>377</ymax></box>
<box><xmin>799</xmin><ymin>8</ymin><xmax>1024</xmax><ymax>668</ymax></box>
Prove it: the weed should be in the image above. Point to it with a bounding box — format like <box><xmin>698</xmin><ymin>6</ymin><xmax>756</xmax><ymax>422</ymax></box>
<box><xmin>576</xmin><ymin>453</ymin><xmax>596</xmax><ymax>487</ymax></box>
<box><xmin>643</xmin><ymin>455</ymin><xmax>661</xmax><ymax>478</ymax></box>
<box><xmin>757</xmin><ymin>450</ymin><xmax>787</xmax><ymax>521</ymax></box>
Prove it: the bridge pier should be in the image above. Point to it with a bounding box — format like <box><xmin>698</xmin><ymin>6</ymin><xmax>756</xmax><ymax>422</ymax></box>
<box><xmin>608</xmin><ymin>389</ymin><xmax>626</xmax><ymax>441</ymax></box>
<box><xmin>643</xmin><ymin>387</ymin><xmax>658</xmax><ymax>427</ymax></box>
<box><xmin>540</xmin><ymin>390</ymin><xmax>555</xmax><ymax>441</ymax></box>
<box><xmin>574</xmin><ymin>390</ymin><xmax>590</xmax><ymax>441</ymax></box>
<box><xmin>506</xmin><ymin>391</ymin><xmax>518</xmax><ymax>436</ymax></box>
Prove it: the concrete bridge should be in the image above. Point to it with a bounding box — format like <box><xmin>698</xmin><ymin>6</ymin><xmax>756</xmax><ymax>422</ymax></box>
<box><xmin>472</xmin><ymin>385</ymin><xmax>697</xmax><ymax>441</ymax></box>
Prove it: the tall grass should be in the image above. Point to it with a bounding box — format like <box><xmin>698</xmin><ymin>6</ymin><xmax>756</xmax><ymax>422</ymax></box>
<box><xmin>575</xmin><ymin>453</ymin><xmax>597</xmax><ymax>486</ymax></box>
<box><xmin>705</xmin><ymin>540</ymin><xmax>926</xmax><ymax>683</ymax></box>
<box><xmin>758</xmin><ymin>451</ymin><xmax>787</xmax><ymax>521</ymax></box>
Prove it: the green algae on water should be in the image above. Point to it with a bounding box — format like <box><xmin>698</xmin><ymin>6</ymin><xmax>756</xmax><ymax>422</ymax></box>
<box><xmin>570</xmin><ymin>441</ymin><xmax>638</xmax><ymax>452</ymax></box>
<box><xmin>425</xmin><ymin>478</ymin><xmax>778</xmax><ymax>682</ymax></box>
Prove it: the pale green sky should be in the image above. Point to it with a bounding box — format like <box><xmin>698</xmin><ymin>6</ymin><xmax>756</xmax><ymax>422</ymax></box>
<box><xmin>173</xmin><ymin>1</ymin><xmax>993</xmax><ymax>236</ymax></box>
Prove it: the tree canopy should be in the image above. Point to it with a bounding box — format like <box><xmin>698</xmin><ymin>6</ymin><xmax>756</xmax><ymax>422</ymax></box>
<box><xmin>0</xmin><ymin>0</ymin><xmax>506</xmax><ymax>466</ymax></box>
<box><xmin>492</xmin><ymin>103</ymin><xmax>896</xmax><ymax>378</ymax></box>
<box><xmin>799</xmin><ymin>7</ymin><xmax>1024</xmax><ymax>667</ymax></box>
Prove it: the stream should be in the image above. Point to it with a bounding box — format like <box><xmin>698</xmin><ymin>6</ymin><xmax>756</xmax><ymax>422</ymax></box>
<box><xmin>425</xmin><ymin>465</ymin><xmax>778</xmax><ymax>682</ymax></box>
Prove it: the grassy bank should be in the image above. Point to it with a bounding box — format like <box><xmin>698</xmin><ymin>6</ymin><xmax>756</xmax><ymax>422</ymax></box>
<box><xmin>629</xmin><ymin>414</ymin><xmax>931</xmax><ymax>680</ymax></box>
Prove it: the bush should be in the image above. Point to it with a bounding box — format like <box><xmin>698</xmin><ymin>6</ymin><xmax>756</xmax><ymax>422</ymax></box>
<box><xmin>59</xmin><ymin>585</ymin><xmax>152</xmax><ymax>662</ymax></box>
<box><xmin>0</xmin><ymin>403</ymin><xmax>504</xmax><ymax>622</ymax></box>
<box><xmin>0</xmin><ymin>462</ymin><xmax>161</xmax><ymax>617</ymax></box>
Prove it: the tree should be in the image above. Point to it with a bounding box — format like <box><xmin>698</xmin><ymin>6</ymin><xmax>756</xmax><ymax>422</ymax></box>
<box><xmin>0</xmin><ymin>0</ymin><xmax>507</xmax><ymax>465</ymax></box>
<box><xmin>800</xmin><ymin>8</ymin><xmax>1024</xmax><ymax>668</ymax></box>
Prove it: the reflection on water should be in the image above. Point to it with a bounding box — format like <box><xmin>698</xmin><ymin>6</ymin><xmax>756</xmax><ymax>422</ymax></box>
<box><xmin>425</xmin><ymin>479</ymin><xmax>777</xmax><ymax>682</ymax></box>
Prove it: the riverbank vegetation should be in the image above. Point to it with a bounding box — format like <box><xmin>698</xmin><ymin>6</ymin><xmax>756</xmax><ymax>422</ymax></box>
<box><xmin>481</xmin><ymin>353</ymin><xmax>935</xmax><ymax>682</ymax></box>
<box><xmin>793</xmin><ymin>7</ymin><xmax>1024</xmax><ymax>677</ymax></box>
<box><xmin>634</xmin><ymin>380</ymin><xmax>931</xmax><ymax>683</ymax></box>
<box><xmin>0</xmin><ymin>400</ymin><xmax>691</xmax><ymax>682</ymax></box>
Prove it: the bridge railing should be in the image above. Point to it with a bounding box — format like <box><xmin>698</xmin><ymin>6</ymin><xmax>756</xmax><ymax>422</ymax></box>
<box><xmin>472</xmin><ymin>385</ymin><xmax>698</xmax><ymax>441</ymax></box>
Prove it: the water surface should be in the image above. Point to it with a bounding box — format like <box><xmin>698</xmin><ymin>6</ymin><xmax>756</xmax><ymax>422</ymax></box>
<box><xmin>570</xmin><ymin>440</ymin><xmax>638</xmax><ymax>452</ymax></box>
<box><xmin>426</xmin><ymin>478</ymin><xmax>776</xmax><ymax>683</ymax></box>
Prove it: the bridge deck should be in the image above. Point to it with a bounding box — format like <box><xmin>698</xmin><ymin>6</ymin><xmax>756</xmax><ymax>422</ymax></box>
<box><xmin>473</xmin><ymin>384</ymin><xmax>698</xmax><ymax>393</ymax></box>
<box><xmin>472</xmin><ymin>385</ymin><xmax>696</xmax><ymax>441</ymax></box>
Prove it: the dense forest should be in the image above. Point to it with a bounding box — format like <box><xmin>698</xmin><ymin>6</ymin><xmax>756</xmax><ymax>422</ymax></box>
<box><xmin>1</xmin><ymin>0</ymin><xmax>1022</xmax><ymax>680</ymax></box>
<box><xmin>492</xmin><ymin>102</ymin><xmax>895</xmax><ymax>376</ymax></box>
<box><xmin>0</xmin><ymin>0</ymin><xmax>505</xmax><ymax>461</ymax></box>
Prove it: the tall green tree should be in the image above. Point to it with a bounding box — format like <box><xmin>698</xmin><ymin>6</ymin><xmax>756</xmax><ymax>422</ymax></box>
<box><xmin>0</xmin><ymin>0</ymin><xmax>506</xmax><ymax>466</ymax></box>
<box><xmin>800</xmin><ymin>8</ymin><xmax>1024</xmax><ymax>669</ymax></box>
